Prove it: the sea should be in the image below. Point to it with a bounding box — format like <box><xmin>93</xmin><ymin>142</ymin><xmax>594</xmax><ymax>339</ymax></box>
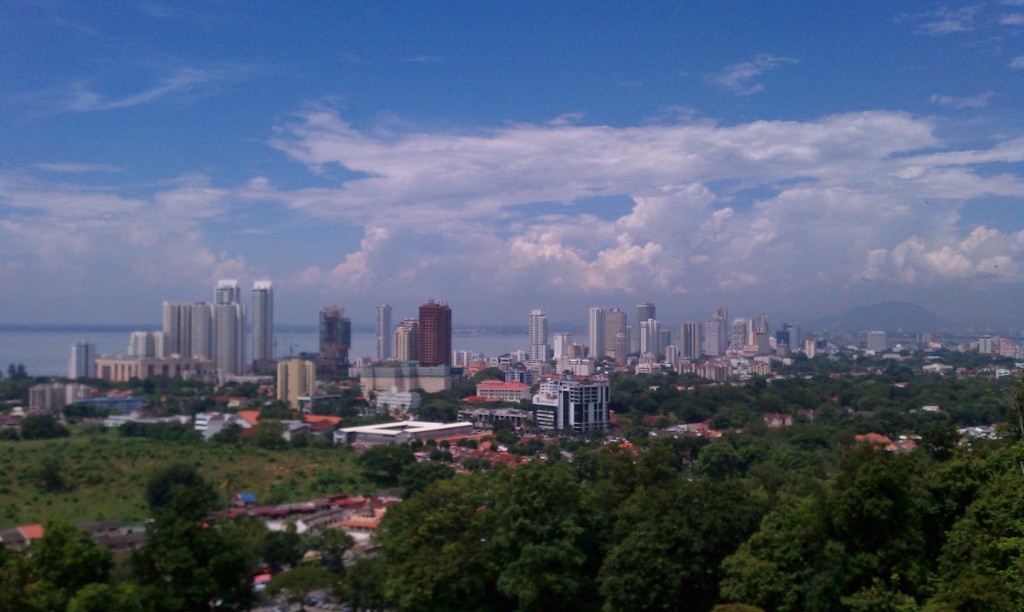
<box><xmin>0</xmin><ymin>325</ymin><xmax>533</xmax><ymax>377</ymax></box>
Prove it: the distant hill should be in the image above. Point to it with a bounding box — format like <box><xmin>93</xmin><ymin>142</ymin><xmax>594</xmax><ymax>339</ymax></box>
<box><xmin>810</xmin><ymin>301</ymin><xmax>953</xmax><ymax>333</ymax></box>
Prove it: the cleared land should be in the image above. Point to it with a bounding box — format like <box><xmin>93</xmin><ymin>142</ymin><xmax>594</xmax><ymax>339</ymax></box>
<box><xmin>0</xmin><ymin>429</ymin><xmax>367</xmax><ymax>527</ymax></box>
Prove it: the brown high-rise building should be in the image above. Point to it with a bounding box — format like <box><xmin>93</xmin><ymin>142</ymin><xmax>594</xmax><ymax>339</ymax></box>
<box><xmin>418</xmin><ymin>300</ymin><xmax>452</xmax><ymax>367</ymax></box>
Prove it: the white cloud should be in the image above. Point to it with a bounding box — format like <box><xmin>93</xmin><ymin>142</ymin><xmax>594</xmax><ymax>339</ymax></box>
<box><xmin>713</xmin><ymin>54</ymin><xmax>798</xmax><ymax>95</ymax></box>
<box><xmin>917</xmin><ymin>6</ymin><xmax>981</xmax><ymax>34</ymax></box>
<box><xmin>260</xmin><ymin>108</ymin><xmax>1022</xmax><ymax>306</ymax></box>
<box><xmin>929</xmin><ymin>91</ymin><xmax>995</xmax><ymax>108</ymax></box>
<box><xmin>61</xmin><ymin>66</ymin><xmax>240</xmax><ymax>112</ymax></box>
<box><xmin>1000</xmin><ymin>13</ymin><xmax>1024</xmax><ymax>25</ymax></box>
<box><xmin>1011</xmin><ymin>56</ymin><xmax>1024</xmax><ymax>69</ymax></box>
<box><xmin>32</xmin><ymin>163</ymin><xmax>124</xmax><ymax>173</ymax></box>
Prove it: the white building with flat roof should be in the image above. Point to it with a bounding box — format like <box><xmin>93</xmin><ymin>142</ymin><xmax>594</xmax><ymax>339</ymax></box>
<box><xmin>333</xmin><ymin>421</ymin><xmax>474</xmax><ymax>446</ymax></box>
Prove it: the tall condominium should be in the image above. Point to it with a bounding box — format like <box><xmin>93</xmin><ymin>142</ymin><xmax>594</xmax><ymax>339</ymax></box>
<box><xmin>528</xmin><ymin>309</ymin><xmax>549</xmax><ymax>362</ymax></box>
<box><xmin>679</xmin><ymin>321</ymin><xmax>703</xmax><ymax>359</ymax></box>
<box><xmin>68</xmin><ymin>341</ymin><xmax>96</xmax><ymax>379</ymax></box>
<box><xmin>705</xmin><ymin>307</ymin><xmax>729</xmax><ymax>357</ymax></box>
<box><xmin>395</xmin><ymin>318</ymin><xmax>419</xmax><ymax>362</ymax></box>
<box><xmin>640</xmin><ymin>319</ymin><xmax>660</xmax><ymax>356</ymax></box>
<box><xmin>604</xmin><ymin>308</ymin><xmax>627</xmax><ymax>361</ymax></box>
<box><xmin>376</xmin><ymin>304</ymin><xmax>393</xmax><ymax>361</ymax></box>
<box><xmin>532</xmin><ymin>375</ymin><xmax>610</xmax><ymax>433</ymax></box>
<box><xmin>636</xmin><ymin>302</ymin><xmax>656</xmax><ymax>327</ymax></box>
<box><xmin>128</xmin><ymin>331</ymin><xmax>166</xmax><ymax>358</ymax></box>
<box><xmin>162</xmin><ymin>301</ymin><xmax>193</xmax><ymax>358</ymax></box>
<box><xmin>251</xmin><ymin>281</ymin><xmax>274</xmax><ymax>363</ymax></box>
<box><xmin>588</xmin><ymin>307</ymin><xmax>606</xmax><ymax>359</ymax></box>
<box><xmin>867</xmin><ymin>330</ymin><xmax>887</xmax><ymax>353</ymax></box>
<box><xmin>214</xmin><ymin>280</ymin><xmax>245</xmax><ymax>375</ymax></box>
<box><xmin>215</xmin><ymin>279</ymin><xmax>241</xmax><ymax>306</ymax></box>
<box><xmin>552</xmin><ymin>332</ymin><xmax>572</xmax><ymax>359</ymax></box>
<box><xmin>319</xmin><ymin>306</ymin><xmax>352</xmax><ymax>372</ymax></box>
<box><xmin>730</xmin><ymin>318</ymin><xmax>749</xmax><ymax>351</ymax></box>
<box><xmin>190</xmin><ymin>302</ymin><xmax>213</xmax><ymax>359</ymax></box>
<box><xmin>277</xmin><ymin>358</ymin><xmax>316</xmax><ymax>409</ymax></box>
<box><xmin>418</xmin><ymin>300</ymin><xmax>452</xmax><ymax>367</ymax></box>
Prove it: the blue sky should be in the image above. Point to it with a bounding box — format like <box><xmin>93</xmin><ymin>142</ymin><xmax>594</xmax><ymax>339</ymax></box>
<box><xmin>1</xmin><ymin>1</ymin><xmax>1022</xmax><ymax>329</ymax></box>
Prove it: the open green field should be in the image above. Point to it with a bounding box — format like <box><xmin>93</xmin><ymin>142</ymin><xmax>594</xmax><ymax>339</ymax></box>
<box><xmin>0</xmin><ymin>429</ymin><xmax>368</xmax><ymax>528</ymax></box>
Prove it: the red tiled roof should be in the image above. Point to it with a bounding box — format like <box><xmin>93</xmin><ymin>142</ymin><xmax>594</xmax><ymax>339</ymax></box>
<box><xmin>19</xmin><ymin>524</ymin><xmax>44</xmax><ymax>540</ymax></box>
<box><xmin>236</xmin><ymin>410</ymin><xmax>260</xmax><ymax>427</ymax></box>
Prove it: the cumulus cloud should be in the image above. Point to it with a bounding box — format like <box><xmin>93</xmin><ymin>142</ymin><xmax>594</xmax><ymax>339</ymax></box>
<box><xmin>256</xmin><ymin>108</ymin><xmax>1023</xmax><ymax>305</ymax></box>
<box><xmin>712</xmin><ymin>54</ymin><xmax>798</xmax><ymax>95</ymax></box>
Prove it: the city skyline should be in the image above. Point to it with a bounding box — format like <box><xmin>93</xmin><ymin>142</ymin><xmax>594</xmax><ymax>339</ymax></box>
<box><xmin>1</xmin><ymin>3</ymin><xmax>1022</xmax><ymax>328</ymax></box>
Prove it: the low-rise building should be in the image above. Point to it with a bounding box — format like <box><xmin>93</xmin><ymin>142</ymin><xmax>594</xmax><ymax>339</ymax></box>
<box><xmin>532</xmin><ymin>375</ymin><xmax>609</xmax><ymax>433</ymax></box>
<box><xmin>333</xmin><ymin>420</ymin><xmax>474</xmax><ymax>447</ymax></box>
<box><xmin>474</xmin><ymin>380</ymin><xmax>532</xmax><ymax>402</ymax></box>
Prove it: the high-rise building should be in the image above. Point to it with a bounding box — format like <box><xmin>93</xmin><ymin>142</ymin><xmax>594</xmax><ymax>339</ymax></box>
<box><xmin>867</xmin><ymin>331</ymin><xmax>888</xmax><ymax>353</ymax></box>
<box><xmin>190</xmin><ymin>302</ymin><xmax>213</xmax><ymax>359</ymax></box>
<box><xmin>418</xmin><ymin>300</ymin><xmax>452</xmax><ymax>367</ymax></box>
<box><xmin>604</xmin><ymin>308</ymin><xmax>627</xmax><ymax>361</ymax></box>
<box><xmin>212</xmin><ymin>280</ymin><xmax>245</xmax><ymax>375</ymax></box>
<box><xmin>215</xmin><ymin>279</ymin><xmax>241</xmax><ymax>306</ymax></box>
<box><xmin>751</xmin><ymin>314</ymin><xmax>769</xmax><ymax>336</ymax></box>
<box><xmin>552</xmin><ymin>332</ymin><xmax>572</xmax><ymax>359</ymax></box>
<box><xmin>395</xmin><ymin>319</ymin><xmax>419</xmax><ymax>362</ymax></box>
<box><xmin>319</xmin><ymin>306</ymin><xmax>352</xmax><ymax>373</ymax></box>
<box><xmin>214</xmin><ymin>302</ymin><xmax>245</xmax><ymax>375</ymax></box>
<box><xmin>528</xmin><ymin>309</ymin><xmax>549</xmax><ymax>362</ymax></box>
<box><xmin>730</xmin><ymin>318</ymin><xmax>749</xmax><ymax>351</ymax></box>
<box><xmin>128</xmin><ymin>331</ymin><xmax>167</xmax><ymax>358</ymax></box>
<box><xmin>531</xmin><ymin>375</ymin><xmax>610</xmax><ymax>433</ymax></box>
<box><xmin>659</xmin><ymin>329</ymin><xmax>671</xmax><ymax>355</ymax></box>
<box><xmin>680</xmin><ymin>321</ymin><xmax>702</xmax><ymax>359</ymax></box>
<box><xmin>705</xmin><ymin>308</ymin><xmax>729</xmax><ymax>356</ymax></box>
<box><xmin>277</xmin><ymin>358</ymin><xmax>316</xmax><ymax>409</ymax></box>
<box><xmin>640</xmin><ymin>319</ymin><xmax>660</xmax><ymax>357</ymax></box>
<box><xmin>68</xmin><ymin>341</ymin><xmax>96</xmax><ymax>379</ymax></box>
<box><xmin>162</xmin><ymin>301</ymin><xmax>193</xmax><ymax>358</ymax></box>
<box><xmin>376</xmin><ymin>305</ymin><xmax>393</xmax><ymax>361</ymax></box>
<box><xmin>588</xmin><ymin>307</ymin><xmax>606</xmax><ymax>359</ymax></box>
<box><xmin>637</xmin><ymin>302</ymin><xmax>656</xmax><ymax>327</ymax></box>
<box><xmin>252</xmin><ymin>281</ymin><xmax>274</xmax><ymax>364</ymax></box>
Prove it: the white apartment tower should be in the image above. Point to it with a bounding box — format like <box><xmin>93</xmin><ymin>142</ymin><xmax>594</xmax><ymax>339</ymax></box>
<box><xmin>395</xmin><ymin>318</ymin><xmax>419</xmax><ymax>362</ymax></box>
<box><xmin>190</xmin><ymin>302</ymin><xmax>214</xmax><ymax>359</ymax></box>
<box><xmin>214</xmin><ymin>280</ymin><xmax>245</xmax><ymax>375</ymax></box>
<box><xmin>640</xmin><ymin>319</ymin><xmax>660</xmax><ymax>357</ymax></box>
<box><xmin>128</xmin><ymin>331</ymin><xmax>167</xmax><ymax>358</ymax></box>
<box><xmin>529</xmin><ymin>309</ymin><xmax>549</xmax><ymax>362</ymax></box>
<box><xmin>604</xmin><ymin>308</ymin><xmax>627</xmax><ymax>361</ymax></box>
<box><xmin>251</xmin><ymin>281</ymin><xmax>274</xmax><ymax>363</ymax></box>
<box><xmin>552</xmin><ymin>332</ymin><xmax>572</xmax><ymax>359</ymax></box>
<box><xmin>68</xmin><ymin>342</ymin><xmax>96</xmax><ymax>379</ymax></box>
<box><xmin>376</xmin><ymin>305</ymin><xmax>393</xmax><ymax>360</ymax></box>
<box><xmin>588</xmin><ymin>307</ymin><xmax>606</xmax><ymax>359</ymax></box>
<box><xmin>162</xmin><ymin>301</ymin><xmax>193</xmax><ymax>357</ymax></box>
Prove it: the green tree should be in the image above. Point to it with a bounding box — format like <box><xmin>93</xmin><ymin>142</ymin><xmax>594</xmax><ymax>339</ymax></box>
<box><xmin>20</xmin><ymin>414</ymin><xmax>69</xmax><ymax>440</ymax></box>
<box><xmin>29</xmin><ymin>521</ymin><xmax>114</xmax><ymax>610</ymax></box>
<box><xmin>144</xmin><ymin>463</ymin><xmax>217</xmax><ymax>512</ymax></box>
<box><xmin>357</xmin><ymin>444</ymin><xmax>416</xmax><ymax>487</ymax></box>
<box><xmin>398</xmin><ymin>461</ymin><xmax>455</xmax><ymax>497</ymax></box>
<box><xmin>132</xmin><ymin>485</ymin><xmax>257</xmax><ymax>611</ymax></box>
<box><xmin>261</xmin><ymin>526</ymin><xmax>304</xmax><ymax>573</ymax></box>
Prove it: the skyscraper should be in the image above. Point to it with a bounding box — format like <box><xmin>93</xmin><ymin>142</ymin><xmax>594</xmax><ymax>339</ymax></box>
<box><xmin>604</xmin><ymin>308</ymin><xmax>627</xmax><ymax>361</ymax></box>
<box><xmin>190</xmin><ymin>302</ymin><xmax>213</xmax><ymax>359</ymax></box>
<box><xmin>376</xmin><ymin>305</ymin><xmax>393</xmax><ymax>361</ymax></box>
<box><xmin>529</xmin><ymin>309</ymin><xmax>549</xmax><ymax>362</ymax></box>
<box><xmin>552</xmin><ymin>332</ymin><xmax>572</xmax><ymax>359</ymax></box>
<box><xmin>395</xmin><ymin>318</ymin><xmax>419</xmax><ymax>362</ymax></box>
<box><xmin>69</xmin><ymin>341</ymin><xmax>96</xmax><ymax>379</ymax></box>
<box><xmin>215</xmin><ymin>279</ymin><xmax>241</xmax><ymax>306</ymax></box>
<box><xmin>418</xmin><ymin>300</ymin><xmax>452</xmax><ymax>367</ymax></box>
<box><xmin>319</xmin><ymin>306</ymin><xmax>352</xmax><ymax>373</ymax></box>
<box><xmin>705</xmin><ymin>307</ymin><xmax>729</xmax><ymax>357</ymax></box>
<box><xmin>640</xmin><ymin>319</ymin><xmax>660</xmax><ymax>356</ymax></box>
<box><xmin>252</xmin><ymin>281</ymin><xmax>274</xmax><ymax>364</ymax></box>
<box><xmin>162</xmin><ymin>301</ymin><xmax>193</xmax><ymax>358</ymax></box>
<box><xmin>680</xmin><ymin>321</ymin><xmax>702</xmax><ymax>359</ymax></box>
<box><xmin>637</xmin><ymin>302</ymin><xmax>656</xmax><ymax>326</ymax></box>
<box><xmin>730</xmin><ymin>318</ymin><xmax>749</xmax><ymax>351</ymax></box>
<box><xmin>215</xmin><ymin>302</ymin><xmax>245</xmax><ymax>375</ymax></box>
<box><xmin>588</xmin><ymin>307</ymin><xmax>606</xmax><ymax>359</ymax></box>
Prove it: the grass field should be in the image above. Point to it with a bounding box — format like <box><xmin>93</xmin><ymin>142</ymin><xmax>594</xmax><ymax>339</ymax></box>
<box><xmin>0</xmin><ymin>428</ymin><xmax>369</xmax><ymax>528</ymax></box>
